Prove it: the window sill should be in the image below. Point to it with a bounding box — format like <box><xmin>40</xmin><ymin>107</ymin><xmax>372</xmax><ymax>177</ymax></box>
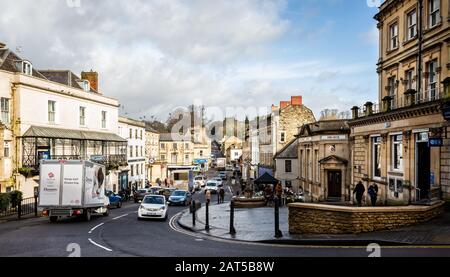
<box><xmin>402</xmin><ymin>36</ymin><xmax>417</xmax><ymax>46</ymax></box>
<box><xmin>386</xmin><ymin>47</ymin><xmax>399</xmax><ymax>55</ymax></box>
<box><xmin>424</xmin><ymin>22</ymin><xmax>442</xmax><ymax>34</ymax></box>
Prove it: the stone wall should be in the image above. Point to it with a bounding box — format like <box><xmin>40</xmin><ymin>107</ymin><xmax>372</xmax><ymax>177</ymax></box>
<box><xmin>441</xmin><ymin>127</ymin><xmax>450</xmax><ymax>202</ymax></box>
<box><xmin>289</xmin><ymin>202</ymin><xmax>445</xmax><ymax>234</ymax></box>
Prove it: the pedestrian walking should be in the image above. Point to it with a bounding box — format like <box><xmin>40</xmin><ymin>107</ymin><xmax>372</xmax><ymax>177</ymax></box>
<box><xmin>219</xmin><ymin>187</ymin><xmax>225</xmax><ymax>203</ymax></box>
<box><xmin>368</xmin><ymin>183</ymin><xmax>379</xmax><ymax>206</ymax></box>
<box><xmin>205</xmin><ymin>189</ymin><xmax>211</xmax><ymax>205</ymax></box>
<box><xmin>353</xmin><ymin>181</ymin><xmax>366</xmax><ymax>207</ymax></box>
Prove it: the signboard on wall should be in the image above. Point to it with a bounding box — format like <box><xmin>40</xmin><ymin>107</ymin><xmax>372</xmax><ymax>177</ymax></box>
<box><xmin>428</xmin><ymin>138</ymin><xmax>443</xmax><ymax>147</ymax></box>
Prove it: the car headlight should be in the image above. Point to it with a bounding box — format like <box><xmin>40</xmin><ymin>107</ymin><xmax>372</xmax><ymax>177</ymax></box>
<box><xmin>160</xmin><ymin>206</ymin><xmax>166</xmax><ymax>210</ymax></box>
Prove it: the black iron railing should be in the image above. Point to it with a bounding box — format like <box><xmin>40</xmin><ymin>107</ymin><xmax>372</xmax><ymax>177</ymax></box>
<box><xmin>0</xmin><ymin>196</ymin><xmax>38</xmax><ymax>219</ymax></box>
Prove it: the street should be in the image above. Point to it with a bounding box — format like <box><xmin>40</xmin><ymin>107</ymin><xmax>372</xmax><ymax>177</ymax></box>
<box><xmin>0</xmin><ymin>171</ymin><xmax>449</xmax><ymax>257</ymax></box>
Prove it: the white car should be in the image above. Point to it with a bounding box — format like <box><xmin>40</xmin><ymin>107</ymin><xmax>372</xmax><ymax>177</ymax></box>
<box><xmin>138</xmin><ymin>195</ymin><xmax>168</xmax><ymax>221</ymax></box>
<box><xmin>194</xmin><ymin>176</ymin><xmax>206</xmax><ymax>189</ymax></box>
<box><xmin>212</xmin><ymin>177</ymin><xmax>223</xmax><ymax>187</ymax></box>
<box><xmin>205</xmin><ymin>181</ymin><xmax>219</xmax><ymax>194</ymax></box>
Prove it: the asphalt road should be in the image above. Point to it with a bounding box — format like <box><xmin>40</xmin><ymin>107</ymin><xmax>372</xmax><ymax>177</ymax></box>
<box><xmin>0</xmin><ymin>171</ymin><xmax>450</xmax><ymax>257</ymax></box>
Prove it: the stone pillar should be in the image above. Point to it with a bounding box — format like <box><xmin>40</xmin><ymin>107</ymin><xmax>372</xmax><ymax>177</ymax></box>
<box><xmin>351</xmin><ymin>106</ymin><xmax>360</xmax><ymax>119</ymax></box>
<box><xmin>364</xmin><ymin>102</ymin><xmax>374</xmax><ymax>116</ymax></box>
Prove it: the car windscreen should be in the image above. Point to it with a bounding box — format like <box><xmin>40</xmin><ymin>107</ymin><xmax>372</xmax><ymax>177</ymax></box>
<box><xmin>137</xmin><ymin>190</ymin><xmax>147</xmax><ymax>193</ymax></box>
<box><xmin>143</xmin><ymin>196</ymin><xmax>164</xmax><ymax>204</ymax></box>
<box><xmin>172</xmin><ymin>191</ymin><xmax>186</xmax><ymax>196</ymax></box>
<box><xmin>206</xmin><ymin>183</ymin><xmax>217</xmax><ymax>187</ymax></box>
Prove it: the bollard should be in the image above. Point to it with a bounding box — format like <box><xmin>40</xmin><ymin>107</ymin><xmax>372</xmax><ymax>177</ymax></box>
<box><xmin>274</xmin><ymin>197</ymin><xmax>283</xmax><ymax>238</ymax></box>
<box><xmin>205</xmin><ymin>201</ymin><xmax>210</xmax><ymax>231</ymax></box>
<box><xmin>192</xmin><ymin>200</ymin><xmax>196</xmax><ymax>227</ymax></box>
<box><xmin>18</xmin><ymin>201</ymin><xmax>22</xmax><ymax>220</ymax></box>
<box><xmin>229</xmin><ymin>199</ymin><xmax>236</xmax><ymax>235</ymax></box>
<box><xmin>34</xmin><ymin>195</ymin><xmax>38</xmax><ymax>217</ymax></box>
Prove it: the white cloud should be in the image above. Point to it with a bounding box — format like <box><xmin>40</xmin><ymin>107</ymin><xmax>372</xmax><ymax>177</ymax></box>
<box><xmin>0</xmin><ymin>0</ymin><xmax>376</xmax><ymax>122</ymax></box>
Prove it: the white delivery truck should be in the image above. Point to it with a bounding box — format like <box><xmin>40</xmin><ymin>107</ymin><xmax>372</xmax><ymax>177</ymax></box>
<box><xmin>216</xmin><ymin>158</ymin><xmax>226</xmax><ymax>171</ymax></box>
<box><xmin>39</xmin><ymin>160</ymin><xmax>110</xmax><ymax>223</ymax></box>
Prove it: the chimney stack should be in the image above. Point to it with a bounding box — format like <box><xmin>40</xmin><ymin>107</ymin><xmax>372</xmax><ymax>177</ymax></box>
<box><xmin>271</xmin><ymin>104</ymin><xmax>279</xmax><ymax>111</ymax></box>
<box><xmin>280</xmin><ymin>101</ymin><xmax>290</xmax><ymax>109</ymax></box>
<box><xmin>291</xmin><ymin>96</ymin><xmax>303</xmax><ymax>106</ymax></box>
<box><xmin>81</xmin><ymin>70</ymin><xmax>99</xmax><ymax>93</ymax></box>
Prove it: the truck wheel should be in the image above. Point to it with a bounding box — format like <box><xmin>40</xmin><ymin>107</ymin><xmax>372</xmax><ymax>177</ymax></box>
<box><xmin>50</xmin><ymin>216</ymin><xmax>58</xmax><ymax>223</ymax></box>
<box><xmin>84</xmin><ymin>209</ymin><xmax>91</xmax><ymax>222</ymax></box>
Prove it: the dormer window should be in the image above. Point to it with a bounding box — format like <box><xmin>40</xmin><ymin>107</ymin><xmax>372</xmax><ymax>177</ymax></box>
<box><xmin>82</xmin><ymin>80</ymin><xmax>90</xmax><ymax>92</ymax></box>
<box><xmin>22</xmin><ymin>61</ymin><xmax>32</xmax><ymax>75</ymax></box>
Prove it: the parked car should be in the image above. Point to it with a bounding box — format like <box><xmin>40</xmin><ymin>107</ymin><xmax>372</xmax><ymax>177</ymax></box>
<box><xmin>138</xmin><ymin>195</ymin><xmax>168</xmax><ymax>221</ymax></box>
<box><xmin>194</xmin><ymin>176</ymin><xmax>206</xmax><ymax>189</ymax></box>
<box><xmin>212</xmin><ymin>177</ymin><xmax>223</xmax><ymax>187</ymax></box>
<box><xmin>160</xmin><ymin>188</ymin><xmax>177</xmax><ymax>200</ymax></box>
<box><xmin>133</xmin><ymin>189</ymin><xmax>151</xmax><ymax>203</ymax></box>
<box><xmin>106</xmin><ymin>190</ymin><xmax>122</xmax><ymax>208</ymax></box>
<box><xmin>205</xmin><ymin>181</ymin><xmax>219</xmax><ymax>194</ymax></box>
<box><xmin>225</xmin><ymin>165</ymin><xmax>234</xmax><ymax>171</ymax></box>
<box><xmin>149</xmin><ymin>186</ymin><xmax>162</xmax><ymax>195</ymax></box>
<box><xmin>168</xmin><ymin>190</ymin><xmax>192</xmax><ymax>206</ymax></box>
<box><xmin>219</xmin><ymin>171</ymin><xmax>227</xmax><ymax>180</ymax></box>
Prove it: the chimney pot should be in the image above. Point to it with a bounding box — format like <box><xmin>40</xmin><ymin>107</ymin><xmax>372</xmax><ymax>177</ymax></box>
<box><xmin>0</xmin><ymin>42</ymin><xmax>6</xmax><ymax>49</ymax></box>
<box><xmin>280</xmin><ymin>101</ymin><xmax>290</xmax><ymax>109</ymax></box>
<box><xmin>291</xmin><ymin>96</ymin><xmax>303</xmax><ymax>106</ymax></box>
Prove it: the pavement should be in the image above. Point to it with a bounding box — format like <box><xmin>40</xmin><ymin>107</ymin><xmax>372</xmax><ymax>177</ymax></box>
<box><xmin>178</xmin><ymin>202</ymin><xmax>450</xmax><ymax>246</ymax></box>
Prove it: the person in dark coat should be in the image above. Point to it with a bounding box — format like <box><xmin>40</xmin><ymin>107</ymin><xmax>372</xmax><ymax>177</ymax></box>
<box><xmin>353</xmin><ymin>181</ymin><xmax>366</xmax><ymax>207</ymax></box>
<box><xmin>219</xmin><ymin>187</ymin><xmax>225</xmax><ymax>203</ymax></box>
<box><xmin>368</xmin><ymin>184</ymin><xmax>379</xmax><ymax>206</ymax></box>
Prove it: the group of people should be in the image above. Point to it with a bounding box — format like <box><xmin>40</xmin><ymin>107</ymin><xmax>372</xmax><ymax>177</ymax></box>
<box><xmin>353</xmin><ymin>181</ymin><xmax>379</xmax><ymax>207</ymax></box>
<box><xmin>204</xmin><ymin>187</ymin><xmax>226</xmax><ymax>204</ymax></box>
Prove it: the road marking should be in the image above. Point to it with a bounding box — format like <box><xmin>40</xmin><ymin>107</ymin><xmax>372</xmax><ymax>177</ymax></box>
<box><xmin>88</xmin><ymin>238</ymin><xmax>113</xmax><ymax>252</ymax></box>
<box><xmin>88</xmin><ymin>223</ymin><xmax>104</xmax><ymax>234</ymax></box>
<box><xmin>113</xmin><ymin>214</ymin><xmax>129</xmax><ymax>220</ymax></box>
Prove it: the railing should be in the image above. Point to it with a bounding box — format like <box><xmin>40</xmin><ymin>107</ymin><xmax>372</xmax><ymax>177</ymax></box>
<box><xmin>0</xmin><ymin>196</ymin><xmax>38</xmax><ymax>219</ymax></box>
<box><xmin>355</xmin><ymin>87</ymin><xmax>444</xmax><ymax>119</ymax></box>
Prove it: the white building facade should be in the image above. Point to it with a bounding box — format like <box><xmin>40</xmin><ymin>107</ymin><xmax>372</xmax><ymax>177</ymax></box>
<box><xmin>0</xmin><ymin>44</ymin><xmax>127</xmax><ymax>197</ymax></box>
<box><xmin>118</xmin><ymin>117</ymin><xmax>146</xmax><ymax>190</ymax></box>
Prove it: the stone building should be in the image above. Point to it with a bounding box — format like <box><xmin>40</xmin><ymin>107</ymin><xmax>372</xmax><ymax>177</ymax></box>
<box><xmin>349</xmin><ymin>0</ymin><xmax>450</xmax><ymax>205</ymax></box>
<box><xmin>297</xmin><ymin>120</ymin><xmax>351</xmax><ymax>202</ymax></box>
<box><xmin>145</xmin><ymin>126</ymin><xmax>165</xmax><ymax>184</ymax></box>
<box><xmin>159</xmin><ymin>133</ymin><xmax>196</xmax><ymax>186</ymax></box>
<box><xmin>258</xmin><ymin>96</ymin><xmax>316</xmax><ymax>174</ymax></box>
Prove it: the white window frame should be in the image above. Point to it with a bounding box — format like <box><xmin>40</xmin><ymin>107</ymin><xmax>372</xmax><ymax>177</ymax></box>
<box><xmin>389</xmin><ymin>22</ymin><xmax>399</xmax><ymax>50</ymax></box>
<box><xmin>79</xmin><ymin>106</ymin><xmax>86</xmax><ymax>126</ymax></box>
<box><xmin>101</xmin><ymin>111</ymin><xmax>107</xmax><ymax>129</ymax></box>
<box><xmin>4</xmin><ymin>141</ymin><xmax>10</xmax><ymax>158</ymax></box>
<box><xmin>428</xmin><ymin>59</ymin><xmax>438</xmax><ymax>100</ymax></box>
<box><xmin>22</xmin><ymin>61</ymin><xmax>32</xmax><ymax>75</ymax></box>
<box><xmin>372</xmin><ymin>137</ymin><xmax>382</xmax><ymax>179</ymax></box>
<box><xmin>391</xmin><ymin>135</ymin><xmax>403</xmax><ymax>172</ymax></box>
<box><xmin>1</xmin><ymin>98</ymin><xmax>10</xmax><ymax>125</ymax></box>
<box><xmin>429</xmin><ymin>0</ymin><xmax>441</xmax><ymax>28</ymax></box>
<box><xmin>48</xmin><ymin>100</ymin><xmax>56</xmax><ymax>123</ymax></box>
<box><xmin>405</xmin><ymin>69</ymin><xmax>414</xmax><ymax>90</ymax></box>
<box><xmin>407</xmin><ymin>9</ymin><xmax>417</xmax><ymax>40</ymax></box>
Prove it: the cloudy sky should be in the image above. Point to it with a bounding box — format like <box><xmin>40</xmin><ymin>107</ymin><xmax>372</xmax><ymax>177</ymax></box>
<box><xmin>0</xmin><ymin>0</ymin><xmax>381</xmax><ymax>122</ymax></box>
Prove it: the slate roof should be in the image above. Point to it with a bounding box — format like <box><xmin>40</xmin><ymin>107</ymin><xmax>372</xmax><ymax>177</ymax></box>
<box><xmin>274</xmin><ymin>139</ymin><xmax>298</xmax><ymax>159</ymax></box>
<box><xmin>159</xmin><ymin>133</ymin><xmax>191</xmax><ymax>142</ymax></box>
<box><xmin>0</xmin><ymin>46</ymin><xmax>97</xmax><ymax>93</ymax></box>
<box><xmin>297</xmin><ymin>120</ymin><xmax>350</xmax><ymax>137</ymax></box>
